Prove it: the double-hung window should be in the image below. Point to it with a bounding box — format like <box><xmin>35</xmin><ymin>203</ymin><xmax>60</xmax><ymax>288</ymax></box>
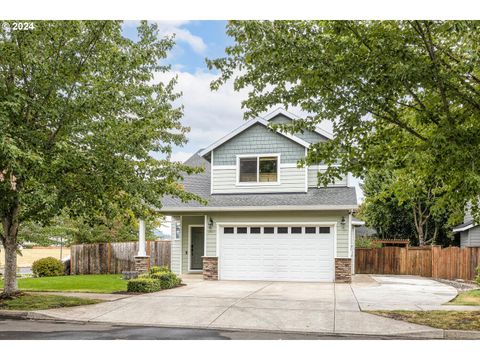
<box><xmin>238</xmin><ymin>155</ymin><xmax>279</xmax><ymax>184</ymax></box>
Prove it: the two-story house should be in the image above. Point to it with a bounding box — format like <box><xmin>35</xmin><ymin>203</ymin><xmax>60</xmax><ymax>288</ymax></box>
<box><xmin>161</xmin><ymin>109</ymin><xmax>358</xmax><ymax>283</ymax></box>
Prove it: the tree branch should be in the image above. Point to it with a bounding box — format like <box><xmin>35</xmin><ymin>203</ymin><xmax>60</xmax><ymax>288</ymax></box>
<box><xmin>47</xmin><ymin>21</ymin><xmax>108</xmax><ymax>146</ymax></box>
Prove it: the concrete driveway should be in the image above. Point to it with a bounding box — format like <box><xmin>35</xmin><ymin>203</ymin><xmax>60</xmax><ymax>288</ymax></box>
<box><xmin>35</xmin><ymin>275</ymin><xmax>459</xmax><ymax>337</ymax></box>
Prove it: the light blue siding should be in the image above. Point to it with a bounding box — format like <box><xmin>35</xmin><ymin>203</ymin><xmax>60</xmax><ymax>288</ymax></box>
<box><xmin>213</xmin><ymin>124</ymin><xmax>305</xmax><ymax>166</ymax></box>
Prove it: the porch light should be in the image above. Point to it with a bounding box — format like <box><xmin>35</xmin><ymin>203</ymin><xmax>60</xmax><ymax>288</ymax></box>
<box><xmin>209</xmin><ymin>217</ymin><xmax>214</xmax><ymax>229</ymax></box>
<box><xmin>341</xmin><ymin>216</ymin><xmax>346</xmax><ymax>226</ymax></box>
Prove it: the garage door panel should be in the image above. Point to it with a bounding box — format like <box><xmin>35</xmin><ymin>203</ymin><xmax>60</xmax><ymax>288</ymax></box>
<box><xmin>219</xmin><ymin>225</ymin><xmax>334</xmax><ymax>282</ymax></box>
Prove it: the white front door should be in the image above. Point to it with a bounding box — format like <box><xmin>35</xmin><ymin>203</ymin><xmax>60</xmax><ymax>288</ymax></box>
<box><xmin>219</xmin><ymin>224</ymin><xmax>335</xmax><ymax>282</ymax></box>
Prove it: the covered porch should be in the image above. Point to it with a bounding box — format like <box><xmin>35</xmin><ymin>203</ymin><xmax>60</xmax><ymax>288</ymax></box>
<box><xmin>169</xmin><ymin>214</ymin><xmax>212</xmax><ymax>277</ymax></box>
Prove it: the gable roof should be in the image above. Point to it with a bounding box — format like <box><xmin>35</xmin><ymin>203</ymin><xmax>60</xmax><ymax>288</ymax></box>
<box><xmin>161</xmin><ymin>153</ymin><xmax>358</xmax><ymax>212</ymax></box>
<box><xmin>263</xmin><ymin>108</ymin><xmax>334</xmax><ymax>140</ymax></box>
<box><xmin>198</xmin><ymin>117</ymin><xmax>310</xmax><ymax>157</ymax></box>
<box><xmin>452</xmin><ymin>220</ymin><xmax>476</xmax><ymax>233</ymax></box>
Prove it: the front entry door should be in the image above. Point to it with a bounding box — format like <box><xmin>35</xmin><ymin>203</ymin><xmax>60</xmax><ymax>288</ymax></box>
<box><xmin>190</xmin><ymin>226</ymin><xmax>205</xmax><ymax>271</ymax></box>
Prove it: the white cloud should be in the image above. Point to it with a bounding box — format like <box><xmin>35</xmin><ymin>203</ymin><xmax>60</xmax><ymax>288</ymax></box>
<box><xmin>123</xmin><ymin>20</ymin><xmax>207</xmax><ymax>54</ymax></box>
<box><xmin>155</xmin><ymin>21</ymin><xmax>207</xmax><ymax>54</ymax></box>
<box><xmin>170</xmin><ymin>151</ymin><xmax>194</xmax><ymax>162</ymax></box>
<box><xmin>154</xmin><ymin>69</ymin><xmax>249</xmax><ymax>154</ymax></box>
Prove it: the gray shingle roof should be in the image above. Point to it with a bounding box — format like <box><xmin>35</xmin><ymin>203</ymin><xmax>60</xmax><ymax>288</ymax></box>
<box><xmin>452</xmin><ymin>220</ymin><xmax>476</xmax><ymax>232</ymax></box>
<box><xmin>161</xmin><ymin>153</ymin><xmax>358</xmax><ymax>212</ymax></box>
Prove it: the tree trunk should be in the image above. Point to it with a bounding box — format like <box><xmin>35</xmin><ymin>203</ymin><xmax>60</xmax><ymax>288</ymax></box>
<box><xmin>2</xmin><ymin>236</ymin><xmax>18</xmax><ymax>296</ymax></box>
<box><xmin>1</xmin><ymin>204</ymin><xmax>20</xmax><ymax>297</ymax></box>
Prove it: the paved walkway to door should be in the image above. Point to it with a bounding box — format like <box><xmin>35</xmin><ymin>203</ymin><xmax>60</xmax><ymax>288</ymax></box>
<box><xmin>34</xmin><ymin>275</ymin><xmax>470</xmax><ymax>337</ymax></box>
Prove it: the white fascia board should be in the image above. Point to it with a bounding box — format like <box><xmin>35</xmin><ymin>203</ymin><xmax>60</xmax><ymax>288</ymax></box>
<box><xmin>198</xmin><ymin>118</ymin><xmax>258</xmax><ymax>157</ymax></box>
<box><xmin>198</xmin><ymin>118</ymin><xmax>310</xmax><ymax>158</ymax></box>
<box><xmin>161</xmin><ymin>204</ymin><xmax>359</xmax><ymax>213</ymax></box>
<box><xmin>452</xmin><ymin>224</ymin><xmax>476</xmax><ymax>233</ymax></box>
<box><xmin>263</xmin><ymin>107</ymin><xmax>334</xmax><ymax>140</ymax></box>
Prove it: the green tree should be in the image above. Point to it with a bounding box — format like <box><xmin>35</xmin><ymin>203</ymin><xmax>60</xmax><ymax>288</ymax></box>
<box><xmin>0</xmin><ymin>21</ymin><xmax>202</xmax><ymax>297</ymax></box>
<box><xmin>208</xmin><ymin>20</ymin><xmax>480</xmax><ymax>225</ymax></box>
<box><xmin>357</xmin><ymin>170</ymin><xmax>416</xmax><ymax>241</ymax></box>
<box><xmin>358</xmin><ymin>167</ymin><xmax>462</xmax><ymax>246</ymax></box>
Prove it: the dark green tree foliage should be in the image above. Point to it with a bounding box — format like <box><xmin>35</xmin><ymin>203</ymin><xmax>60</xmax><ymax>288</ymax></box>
<box><xmin>0</xmin><ymin>21</ymin><xmax>202</xmax><ymax>296</ymax></box>
<box><xmin>208</xmin><ymin>20</ymin><xmax>480</xmax><ymax>231</ymax></box>
<box><xmin>358</xmin><ymin>168</ymin><xmax>460</xmax><ymax>246</ymax></box>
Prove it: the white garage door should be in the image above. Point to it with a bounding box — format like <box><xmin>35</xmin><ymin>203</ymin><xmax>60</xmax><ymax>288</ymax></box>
<box><xmin>219</xmin><ymin>224</ymin><xmax>334</xmax><ymax>282</ymax></box>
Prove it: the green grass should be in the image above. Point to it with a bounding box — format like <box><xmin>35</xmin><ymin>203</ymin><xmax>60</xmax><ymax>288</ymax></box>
<box><xmin>448</xmin><ymin>289</ymin><xmax>480</xmax><ymax>306</ymax></box>
<box><xmin>369</xmin><ymin>310</ymin><xmax>480</xmax><ymax>331</ymax></box>
<box><xmin>0</xmin><ymin>274</ymin><xmax>127</xmax><ymax>294</ymax></box>
<box><xmin>0</xmin><ymin>294</ymin><xmax>101</xmax><ymax>311</ymax></box>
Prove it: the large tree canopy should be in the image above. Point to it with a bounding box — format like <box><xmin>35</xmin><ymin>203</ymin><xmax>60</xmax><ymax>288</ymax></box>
<box><xmin>208</xmin><ymin>20</ymin><xmax>480</xmax><ymax>222</ymax></box>
<box><xmin>0</xmin><ymin>21</ymin><xmax>201</xmax><ymax>296</ymax></box>
<box><xmin>357</xmin><ymin>167</ymin><xmax>462</xmax><ymax>246</ymax></box>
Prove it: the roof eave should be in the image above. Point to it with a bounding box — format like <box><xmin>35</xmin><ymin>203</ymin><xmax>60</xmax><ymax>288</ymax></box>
<box><xmin>160</xmin><ymin>204</ymin><xmax>359</xmax><ymax>213</ymax></box>
<box><xmin>452</xmin><ymin>224</ymin><xmax>476</xmax><ymax>233</ymax></box>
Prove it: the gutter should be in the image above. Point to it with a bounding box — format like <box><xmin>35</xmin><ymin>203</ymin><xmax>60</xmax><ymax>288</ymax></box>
<box><xmin>160</xmin><ymin>204</ymin><xmax>359</xmax><ymax>213</ymax></box>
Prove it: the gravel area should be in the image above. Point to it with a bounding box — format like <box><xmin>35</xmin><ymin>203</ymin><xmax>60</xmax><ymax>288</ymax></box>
<box><xmin>434</xmin><ymin>278</ymin><xmax>479</xmax><ymax>292</ymax></box>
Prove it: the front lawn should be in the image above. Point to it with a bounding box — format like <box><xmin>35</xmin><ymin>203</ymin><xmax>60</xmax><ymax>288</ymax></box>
<box><xmin>0</xmin><ymin>294</ymin><xmax>101</xmax><ymax>311</ymax></box>
<box><xmin>369</xmin><ymin>310</ymin><xmax>480</xmax><ymax>331</ymax></box>
<box><xmin>448</xmin><ymin>289</ymin><xmax>480</xmax><ymax>306</ymax></box>
<box><xmin>0</xmin><ymin>274</ymin><xmax>127</xmax><ymax>294</ymax></box>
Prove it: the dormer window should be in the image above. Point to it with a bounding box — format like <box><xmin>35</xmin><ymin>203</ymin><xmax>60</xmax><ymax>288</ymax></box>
<box><xmin>237</xmin><ymin>154</ymin><xmax>279</xmax><ymax>184</ymax></box>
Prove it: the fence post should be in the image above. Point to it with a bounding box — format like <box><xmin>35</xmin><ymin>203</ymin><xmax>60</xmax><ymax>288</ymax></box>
<box><xmin>431</xmin><ymin>245</ymin><xmax>440</xmax><ymax>278</ymax></box>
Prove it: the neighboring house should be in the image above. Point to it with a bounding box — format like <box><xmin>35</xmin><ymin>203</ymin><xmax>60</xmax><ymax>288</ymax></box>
<box><xmin>351</xmin><ymin>217</ymin><xmax>378</xmax><ymax>240</ymax></box>
<box><xmin>453</xmin><ymin>204</ymin><xmax>480</xmax><ymax>247</ymax></box>
<box><xmin>161</xmin><ymin>109</ymin><xmax>358</xmax><ymax>282</ymax></box>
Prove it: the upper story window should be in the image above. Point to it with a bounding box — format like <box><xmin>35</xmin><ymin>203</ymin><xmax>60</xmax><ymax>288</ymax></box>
<box><xmin>238</xmin><ymin>155</ymin><xmax>279</xmax><ymax>184</ymax></box>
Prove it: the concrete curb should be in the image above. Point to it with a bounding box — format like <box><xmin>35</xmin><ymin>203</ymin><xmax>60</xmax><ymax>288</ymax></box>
<box><xmin>2</xmin><ymin>310</ymin><xmax>479</xmax><ymax>339</ymax></box>
<box><xmin>0</xmin><ymin>310</ymin><xmax>58</xmax><ymax>321</ymax></box>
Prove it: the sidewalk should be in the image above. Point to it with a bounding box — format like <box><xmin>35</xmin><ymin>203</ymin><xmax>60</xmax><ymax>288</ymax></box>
<box><xmin>1</xmin><ymin>275</ymin><xmax>478</xmax><ymax>339</ymax></box>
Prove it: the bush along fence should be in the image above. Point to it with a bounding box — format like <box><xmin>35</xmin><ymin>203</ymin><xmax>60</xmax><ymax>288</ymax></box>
<box><xmin>70</xmin><ymin>241</ymin><xmax>171</xmax><ymax>275</ymax></box>
<box><xmin>355</xmin><ymin>246</ymin><xmax>480</xmax><ymax>281</ymax></box>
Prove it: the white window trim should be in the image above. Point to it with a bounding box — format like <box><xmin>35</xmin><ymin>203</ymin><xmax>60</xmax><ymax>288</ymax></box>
<box><xmin>187</xmin><ymin>224</ymin><xmax>205</xmax><ymax>273</ymax></box>
<box><xmin>172</xmin><ymin>217</ymin><xmax>181</xmax><ymax>241</ymax></box>
<box><xmin>236</xmin><ymin>153</ymin><xmax>281</xmax><ymax>186</ymax></box>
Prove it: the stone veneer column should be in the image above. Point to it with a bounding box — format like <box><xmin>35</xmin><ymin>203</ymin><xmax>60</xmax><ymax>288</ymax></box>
<box><xmin>202</xmin><ymin>256</ymin><xmax>218</xmax><ymax>280</ymax></box>
<box><xmin>335</xmin><ymin>258</ymin><xmax>352</xmax><ymax>283</ymax></box>
<box><xmin>134</xmin><ymin>255</ymin><xmax>150</xmax><ymax>274</ymax></box>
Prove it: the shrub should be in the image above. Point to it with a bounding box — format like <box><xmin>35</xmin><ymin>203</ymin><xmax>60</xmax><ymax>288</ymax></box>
<box><xmin>150</xmin><ymin>271</ymin><xmax>181</xmax><ymax>289</ymax></box>
<box><xmin>355</xmin><ymin>237</ymin><xmax>382</xmax><ymax>249</ymax></box>
<box><xmin>475</xmin><ymin>265</ymin><xmax>480</xmax><ymax>285</ymax></box>
<box><xmin>127</xmin><ymin>278</ymin><xmax>161</xmax><ymax>293</ymax></box>
<box><xmin>32</xmin><ymin>257</ymin><xmax>64</xmax><ymax>277</ymax></box>
<box><xmin>149</xmin><ymin>266</ymin><xmax>171</xmax><ymax>274</ymax></box>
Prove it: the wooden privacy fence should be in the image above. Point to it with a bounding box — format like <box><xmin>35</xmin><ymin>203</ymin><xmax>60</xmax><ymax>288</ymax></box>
<box><xmin>70</xmin><ymin>241</ymin><xmax>171</xmax><ymax>275</ymax></box>
<box><xmin>355</xmin><ymin>246</ymin><xmax>480</xmax><ymax>281</ymax></box>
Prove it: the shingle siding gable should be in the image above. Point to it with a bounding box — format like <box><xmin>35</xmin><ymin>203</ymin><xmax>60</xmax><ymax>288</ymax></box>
<box><xmin>269</xmin><ymin>114</ymin><xmax>328</xmax><ymax>144</ymax></box>
<box><xmin>212</xmin><ymin>123</ymin><xmax>306</xmax><ymax>166</ymax></box>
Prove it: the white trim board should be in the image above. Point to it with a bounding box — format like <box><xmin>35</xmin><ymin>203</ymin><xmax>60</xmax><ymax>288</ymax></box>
<box><xmin>236</xmin><ymin>153</ymin><xmax>281</xmax><ymax>186</ymax></box>
<box><xmin>452</xmin><ymin>224</ymin><xmax>476</xmax><ymax>233</ymax></box>
<box><xmin>162</xmin><ymin>205</ymin><xmax>359</xmax><ymax>213</ymax></box>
